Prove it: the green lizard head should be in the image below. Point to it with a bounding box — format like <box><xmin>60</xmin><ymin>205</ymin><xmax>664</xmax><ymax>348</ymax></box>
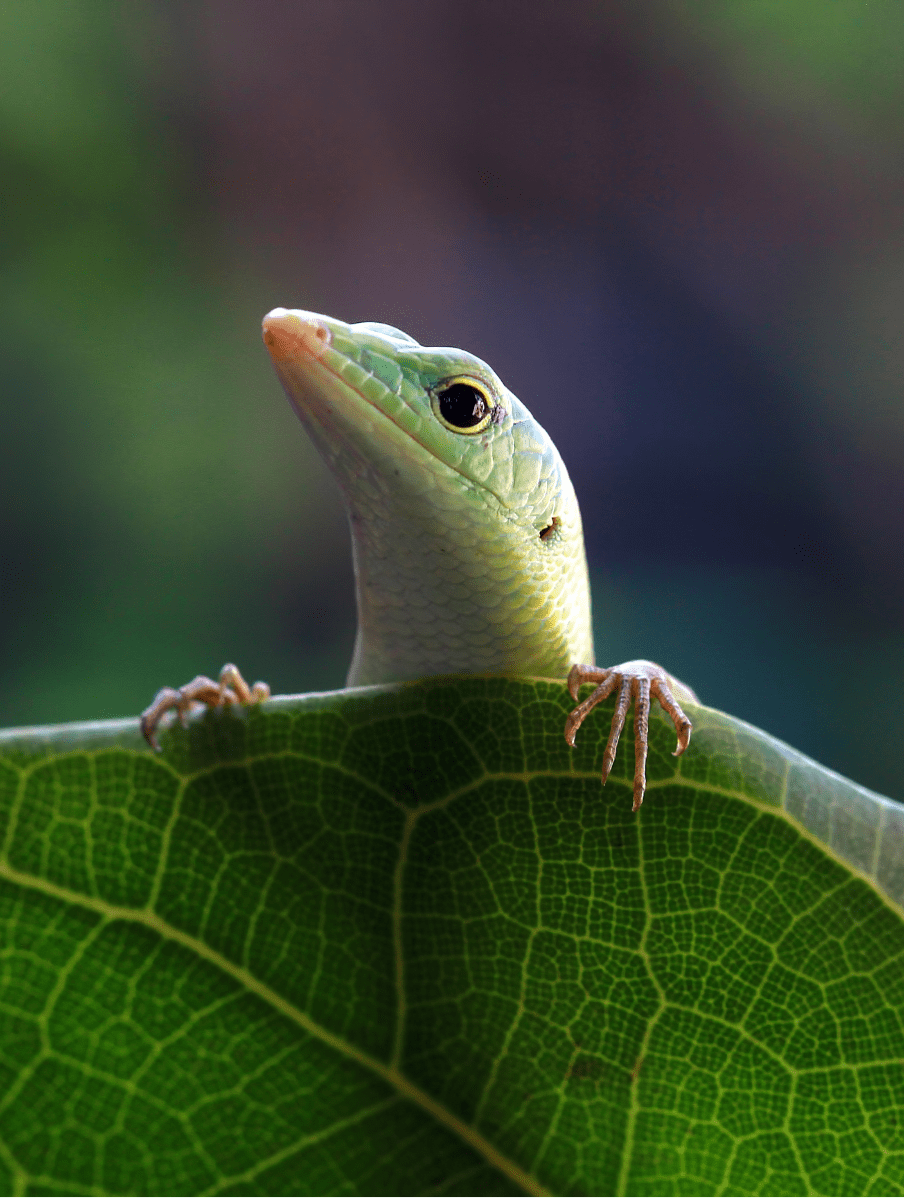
<box><xmin>262</xmin><ymin>307</ymin><xmax>592</xmax><ymax>683</ymax></box>
<box><xmin>262</xmin><ymin>307</ymin><xmax>574</xmax><ymax>536</ymax></box>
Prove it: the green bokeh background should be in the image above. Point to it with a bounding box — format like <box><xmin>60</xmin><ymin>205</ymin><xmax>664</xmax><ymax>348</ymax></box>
<box><xmin>0</xmin><ymin>0</ymin><xmax>356</xmax><ymax>716</ymax></box>
<box><xmin>2</xmin><ymin>0</ymin><xmax>904</xmax><ymax>800</ymax></box>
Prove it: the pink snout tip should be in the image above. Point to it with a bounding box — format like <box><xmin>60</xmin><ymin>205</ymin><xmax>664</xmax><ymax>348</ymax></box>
<box><xmin>262</xmin><ymin>308</ymin><xmax>332</xmax><ymax>362</ymax></box>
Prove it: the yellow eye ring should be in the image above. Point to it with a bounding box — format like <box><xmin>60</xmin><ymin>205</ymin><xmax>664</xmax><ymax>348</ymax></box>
<box><xmin>431</xmin><ymin>376</ymin><xmax>500</xmax><ymax>434</ymax></box>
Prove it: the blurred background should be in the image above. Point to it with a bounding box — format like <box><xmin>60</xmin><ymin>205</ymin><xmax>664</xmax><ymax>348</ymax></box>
<box><xmin>2</xmin><ymin>0</ymin><xmax>903</xmax><ymax>799</ymax></box>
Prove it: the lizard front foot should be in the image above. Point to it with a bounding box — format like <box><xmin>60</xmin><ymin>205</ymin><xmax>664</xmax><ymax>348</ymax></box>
<box><xmin>564</xmin><ymin>660</ymin><xmax>694</xmax><ymax>812</ymax></box>
<box><xmin>140</xmin><ymin>663</ymin><xmax>270</xmax><ymax>751</ymax></box>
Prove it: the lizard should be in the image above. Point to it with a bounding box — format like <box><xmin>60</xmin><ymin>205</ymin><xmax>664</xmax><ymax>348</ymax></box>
<box><xmin>141</xmin><ymin>308</ymin><xmax>695</xmax><ymax>810</ymax></box>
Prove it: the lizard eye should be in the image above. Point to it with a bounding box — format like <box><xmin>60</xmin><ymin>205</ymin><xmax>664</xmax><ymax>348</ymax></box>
<box><xmin>431</xmin><ymin>377</ymin><xmax>498</xmax><ymax>434</ymax></box>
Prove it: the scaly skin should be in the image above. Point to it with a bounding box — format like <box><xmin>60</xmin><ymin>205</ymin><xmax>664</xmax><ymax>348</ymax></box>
<box><xmin>262</xmin><ymin>309</ymin><xmax>593</xmax><ymax>684</ymax></box>
<box><xmin>141</xmin><ymin>308</ymin><xmax>693</xmax><ymax>809</ymax></box>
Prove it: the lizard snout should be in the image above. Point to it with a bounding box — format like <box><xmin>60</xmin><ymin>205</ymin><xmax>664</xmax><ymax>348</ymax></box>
<box><xmin>262</xmin><ymin>308</ymin><xmax>332</xmax><ymax>362</ymax></box>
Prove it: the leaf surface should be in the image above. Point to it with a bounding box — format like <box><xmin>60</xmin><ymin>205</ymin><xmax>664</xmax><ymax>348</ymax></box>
<box><xmin>0</xmin><ymin>678</ymin><xmax>902</xmax><ymax>1196</ymax></box>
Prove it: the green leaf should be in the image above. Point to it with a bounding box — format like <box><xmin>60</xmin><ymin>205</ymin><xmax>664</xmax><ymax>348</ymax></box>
<box><xmin>0</xmin><ymin>678</ymin><xmax>902</xmax><ymax>1196</ymax></box>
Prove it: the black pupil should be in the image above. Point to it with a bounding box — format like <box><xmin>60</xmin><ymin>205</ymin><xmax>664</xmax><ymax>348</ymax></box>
<box><xmin>438</xmin><ymin>383</ymin><xmax>488</xmax><ymax>428</ymax></box>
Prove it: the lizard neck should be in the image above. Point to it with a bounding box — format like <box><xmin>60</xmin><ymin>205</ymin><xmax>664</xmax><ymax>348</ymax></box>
<box><xmin>344</xmin><ymin>464</ymin><xmax>594</xmax><ymax>686</ymax></box>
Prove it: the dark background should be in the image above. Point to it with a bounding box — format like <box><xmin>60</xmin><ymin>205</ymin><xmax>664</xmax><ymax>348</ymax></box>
<box><xmin>2</xmin><ymin>0</ymin><xmax>903</xmax><ymax>799</ymax></box>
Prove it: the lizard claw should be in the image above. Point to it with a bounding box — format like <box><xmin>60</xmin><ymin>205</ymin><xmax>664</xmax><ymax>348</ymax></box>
<box><xmin>140</xmin><ymin>663</ymin><xmax>270</xmax><ymax>751</ymax></box>
<box><xmin>565</xmin><ymin>661</ymin><xmax>693</xmax><ymax>811</ymax></box>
